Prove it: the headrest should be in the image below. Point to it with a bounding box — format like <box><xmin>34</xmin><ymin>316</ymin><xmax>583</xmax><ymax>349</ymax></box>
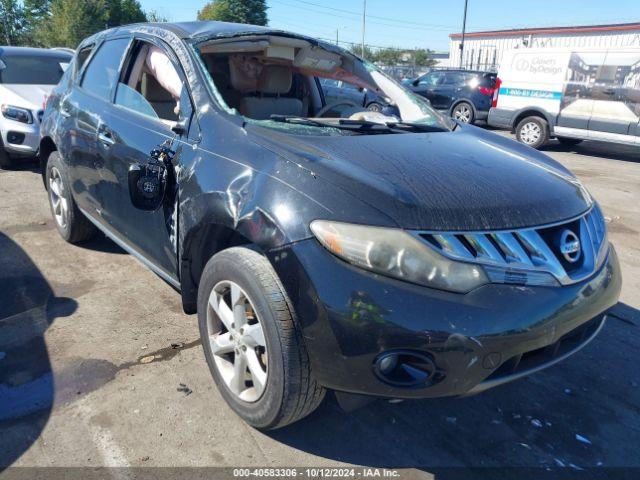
<box><xmin>258</xmin><ymin>66</ymin><xmax>292</xmax><ymax>94</ymax></box>
<box><xmin>229</xmin><ymin>55</ymin><xmax>262</xmax><ymax>92</ymax></box>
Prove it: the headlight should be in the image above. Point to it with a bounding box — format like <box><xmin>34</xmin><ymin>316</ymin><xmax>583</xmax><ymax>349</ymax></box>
<box><xmin>310</xmin><ymin>220</ymin><xmax>488</xmax><ymax>293</ymax></box>
<box><xmin>1</xmin><ymin>104</ymin><xmax>33</xmax><ymax>124</ymax></box>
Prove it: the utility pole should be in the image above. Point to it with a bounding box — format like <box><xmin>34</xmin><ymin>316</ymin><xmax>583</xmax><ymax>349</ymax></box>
<box><xmin>336</xmin><ymin>28</ymin><xmax>339</xmax><ymax>46</ymax></box>
<box><xmin>459</xmin><ymin>0</ymin><xmax>468</xmax><ymax>69</ymax></box>
<box><xmin>361</xmin><ymin>0</ymin><xmax>367</xmax><ymax>59</ymax></box>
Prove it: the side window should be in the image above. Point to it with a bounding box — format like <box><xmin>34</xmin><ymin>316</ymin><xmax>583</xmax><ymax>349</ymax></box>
<box><xmin>442</xmin><ymin>72</ymin><xmax>464</xmax><ymax>85</ymax></box>
<box><xmin>81</xmin><ymin>38</ymin><xmax>130</xmax><ymax>101</ymax></box>
<box><xmin>76</xmin><ymin>46</ymin><xmax>94</xmax><ymax>75</ymax></box>
<box><xmin>115</xmin><ymin>40</ymin><xmax>186</xmax><ymax>123</ymax></box>
<box><xmin>418</xmin><ymin>72</ymin><xmax>442</xmax><ymax>86</ymax></box>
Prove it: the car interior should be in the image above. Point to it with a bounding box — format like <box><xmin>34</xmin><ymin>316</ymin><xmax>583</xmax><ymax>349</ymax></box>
<box><xmin>115</xmin><ymin>41</ymin><xmax>184</xmax><ymax>124</ymax></box>
<box><xmin>196</xmin><ymin>35</ymin><xmax>395</xmax><ymax>121</ymax></box>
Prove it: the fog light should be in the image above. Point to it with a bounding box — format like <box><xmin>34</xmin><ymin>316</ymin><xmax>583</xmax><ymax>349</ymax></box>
<box><xmin>7</xmin><ymin>131</ymin><xmax>25</xmax><ymax>145</ymax></box>
<box><xmin>374</xmin><ymin>350</ymin><xmax>439</xmax><ymax>388</ymax></box>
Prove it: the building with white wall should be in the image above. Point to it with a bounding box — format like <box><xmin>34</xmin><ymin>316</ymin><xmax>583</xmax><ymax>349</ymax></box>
<box><xmin>449</xmin><ymin>22</ymin><xmax>640</xmax><ymax>71</ymax></box>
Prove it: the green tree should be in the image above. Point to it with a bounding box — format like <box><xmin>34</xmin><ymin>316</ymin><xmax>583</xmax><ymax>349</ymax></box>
<box><xmin>413</xmin><ymin>48</ymin><xmax>436</xmax><ymax>68</ymax></box>
<box><xmin>34</xmin><ymin>0</ymin><xmax>150</xmax><ymax>48</ymax></box>
<box><xmin>197</xmin><ymin>0</ymin><xmax>268</xmax><ymax>26</ymax></box>
<box><xmin>0</xmin><ymin>0</ymin><xmax>28</xmax><ymax>46</ymax></box>
<box><xmin>146</xmin><ymin>9</ymin><xmax>169</xmax><ymax>22</ymax></box>
<box><xmin>374</xmin><ymin>47</ymin><xmax>403</xmax><ymax>66</ymax></box>
<box><xmin>35</xmin><ymin>0</ymin><xmax>107</xmax><ymax>48</ymax></box>
<box><xmin>348</xmin><ymin>43</ymin><xmax>375</xmax><ymax>61</ymax></box>
<box><xmin>106</xmin><ymin>0</ymin><xmax>146</xmax><ymax>28</ymax></box>
<box><xmin>20</xmin><ymin>0</ymin><xmax>51</xmax><ymax>45</ymax></box>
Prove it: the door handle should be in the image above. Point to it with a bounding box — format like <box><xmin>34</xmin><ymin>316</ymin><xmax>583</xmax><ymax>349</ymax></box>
<box><xmin>98</xmin><ymin>129</ymin><xmax>115</xmax><ymax>147</ymax></box>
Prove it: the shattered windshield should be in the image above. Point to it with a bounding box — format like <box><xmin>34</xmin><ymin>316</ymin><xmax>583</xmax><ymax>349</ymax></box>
<box><xmin>192</xmin><ymin>34</ymin><xmax>452</xmax><ymax>135</ymax></box>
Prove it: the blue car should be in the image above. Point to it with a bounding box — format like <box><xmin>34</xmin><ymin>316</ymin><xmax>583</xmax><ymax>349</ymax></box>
<box><xmin>407</xmin><ymin>69</ymin><xmax>497</xmax><ymax>124</ymax></box>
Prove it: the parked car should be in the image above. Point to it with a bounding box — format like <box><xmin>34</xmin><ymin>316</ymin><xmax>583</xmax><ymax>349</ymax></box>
<box><xmin>319</xmin><ymin>78</ymin><xmax>387</xmax><ymax>112</ymax></box>
<box><xmin>406</xmin><ymin>69</ymin><xmax>497</xmax><ymax>124</ymax></box>
<box><xmin>0</xmin><ymin>47</ymin><xmax>72</xmax><ymax>168</ymax></box>
<box><xmin>489</xmin><ymin>47</ymin><xmax>640</xmax><ymax>149</ymax></box>
<box><xmin>40</xmin><ymin>22</ymin><xmax>620</xmax><ymax>429</ymax></box>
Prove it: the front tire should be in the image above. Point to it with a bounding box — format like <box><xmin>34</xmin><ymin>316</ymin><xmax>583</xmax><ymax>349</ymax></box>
<box><xmin>45</xmin><ymin>151</ymin><xmax>97</xmax><ymax>243</ymax></box>
<box><xmin>197</xmin><ymin>247</ymin><xmax>325</xmax><ymax>429</ymax></box>
<box><xmin>367</xmin><ymin>102</ymin><xmax>383</xmax><ymax>112</ymax></box>
<box><xmin>515</xmin><ymin>116</ymin><xmax>549</xmax><ymax>149</ymax></box>
<box><xmin>451</xmin><ymin>101</ymin><xmax>475</xmax><ymax>124</ymax></box>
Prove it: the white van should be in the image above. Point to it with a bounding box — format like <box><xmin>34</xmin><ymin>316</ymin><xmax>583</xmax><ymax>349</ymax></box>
<box><xmin>488</xmin><ymin>47</ymin><xmax>640</xmax><ymax>149</ymax></box>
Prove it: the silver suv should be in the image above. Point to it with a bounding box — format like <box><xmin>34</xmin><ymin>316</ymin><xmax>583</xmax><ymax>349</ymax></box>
<box><xmin>0</xmin><ymin>47</ymin><xmax>71</xmax><ymax>168</ymax></box>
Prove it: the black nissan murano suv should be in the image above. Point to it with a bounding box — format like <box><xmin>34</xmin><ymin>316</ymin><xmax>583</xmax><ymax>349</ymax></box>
<box><xmin>40</xmin><ymin>22</ymin><xmax>621</xmax><ymax>429</ymax></box>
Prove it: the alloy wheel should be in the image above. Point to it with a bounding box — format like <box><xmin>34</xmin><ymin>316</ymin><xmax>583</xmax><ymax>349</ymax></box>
<box><xmin>520</xmin><ymin>121</ymin><xmax>542</xmax><ymax>145</ymax></box>
<box><xmin>49</xmin><ymin>167</ymin><xmax>69</xmax><ymax>229</ymax></box>
<box><xmin>453</xmin><ymin>104</ymin><xmax>472</xmax><ymax>123</ymax></box>
<box><xmin>207</xmin><ymin>280</ymin><xmax>268</xmax><ymax>402</ymax></box>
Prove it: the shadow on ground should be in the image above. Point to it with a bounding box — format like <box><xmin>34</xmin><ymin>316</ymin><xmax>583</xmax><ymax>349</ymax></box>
<box><xmin>0</xmin><ymin>232</ymin><xmax>77</xmax><ymax>468</ymax></box>
<box><xmin>544</xmin><ymin>141</ymin><xmax>640</xmax><ymax>164</ymax></box>
<box><xmin>268</xmin><ymin>304</ymin><xmax>640</xmax><ymax>476</ymax></box>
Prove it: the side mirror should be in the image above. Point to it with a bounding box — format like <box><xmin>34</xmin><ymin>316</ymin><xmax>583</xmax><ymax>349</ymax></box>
<box><xmin>412</xmin><ymin>79</ymin><xmax>419</xmax><ymax>87</ymax></box>
<box><xmin>128</xmin><ymin>162</ymin><xmax>166</xmax><ymax>211</ymax></box>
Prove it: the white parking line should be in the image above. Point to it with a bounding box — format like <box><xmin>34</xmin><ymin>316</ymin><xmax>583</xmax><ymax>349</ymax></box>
<box><xmin>76</xmin><ymin>402</ymin><xmax>130</xmax><ymax>474</ymax></box>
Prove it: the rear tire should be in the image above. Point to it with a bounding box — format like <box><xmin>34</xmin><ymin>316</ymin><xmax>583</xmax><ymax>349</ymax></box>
<box><xmin>198</xmin><ymin>247</ymin><xmax>325</xmax><ymax>429</ymax></box>
<box><xmin>515</xmin><ymin>116</ymin><xmax>549</xmax><ymax>149</ymax></box>
<box><xmin>451</xmin><ymin>101</ymin><xmax>475</xmax><ymax>124</ymax></box>
<box><xmin>556</xmin><ymin>136</ymin><xmax>583</xmax><ymax>147</ymax></box>
<box><xmin>45</xmin><ymin>151</ymin><xmax>97</xmax><ymax>243</ymax></box>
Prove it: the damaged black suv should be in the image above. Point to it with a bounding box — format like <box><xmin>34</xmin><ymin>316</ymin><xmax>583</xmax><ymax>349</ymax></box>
<box><xmin>40</xmin><ymin>22</ymin><xmax>621</xmax><ymax>429</ymax></box>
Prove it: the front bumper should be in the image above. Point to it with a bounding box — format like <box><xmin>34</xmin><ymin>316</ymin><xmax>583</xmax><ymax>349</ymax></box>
<box><xmin>0</xmin><ymin>116</ymin><xmax>40</xmax><ymax>157</ymax></box>
<box><xmin>269</xmin><ymin>239</ymin><xmax>621</xmax><ymax>399</ymax></box>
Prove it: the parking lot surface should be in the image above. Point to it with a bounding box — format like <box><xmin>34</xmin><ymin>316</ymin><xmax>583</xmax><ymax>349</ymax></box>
<box><xmin>1</xmin><ymin>136</ymin><xmax>639</xmax><ymax>477</ymax></box>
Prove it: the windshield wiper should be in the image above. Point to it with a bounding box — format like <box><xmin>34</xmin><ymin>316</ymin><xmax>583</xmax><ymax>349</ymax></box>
<box><xmin>270</xmin><ymin>116</ymin><xmax>407</xmax><ymax>134</ymax></box>
<box><xmin>384</xmin><ymin>121</ymin><xmax>450</xmax><ymax>132</ymax></box>
<box><xmin>269</xmin><ymin>115</ymin><xmax>327</xmax><ymax>128</ymax></box>
<box><xmin>336</xmin><ymin>119</ymin><xmax>409</xmax><ymax>134</ymax></box>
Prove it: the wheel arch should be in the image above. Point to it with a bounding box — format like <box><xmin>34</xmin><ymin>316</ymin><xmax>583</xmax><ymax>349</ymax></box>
<box><xmin>512</xmin><ymin>108</ymin><xmax>554</xmax><ymax>133</ymax></box>
<box><xmin>179</xmin><ymin>222</ymin><xmax>256</xmax><ymax>314</ymax></box>
<box><xmin>449</xmin><ymin>98</ymin><xmax>476</xmax><ymax>115</ymax></box>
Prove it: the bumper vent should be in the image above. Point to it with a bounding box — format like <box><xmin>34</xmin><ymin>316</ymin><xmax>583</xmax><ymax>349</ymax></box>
<box><xmin>419</xmin><ymin>205</ymin><xmax>607</xmax><ymax>286</ymax></box>
<box><xmin>485</xmin><ymin>315</ymin><xmax>604</xmax><ymax>382</ymax></box>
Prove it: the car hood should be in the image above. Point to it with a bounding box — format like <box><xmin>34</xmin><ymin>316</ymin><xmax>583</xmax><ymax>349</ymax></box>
<box><xmin>0</xmin><ymin>84</ymin><xmax>53</xmax><ymax>111</ymax></box>
<box><xmin>249</xmin><ymin>124</ymin><xmax>592</xmax><ymax>231</ymax></box>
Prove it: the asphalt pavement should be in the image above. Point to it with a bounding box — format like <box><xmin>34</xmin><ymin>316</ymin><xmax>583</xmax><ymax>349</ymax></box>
<box><xmin>0</xmin><ymin>136</ymin><xmax>639</xmax><ymax>479</ymax></box>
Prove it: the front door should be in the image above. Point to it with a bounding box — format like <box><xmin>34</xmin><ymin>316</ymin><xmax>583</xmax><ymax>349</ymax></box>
<box><xmin>99</xmin><ymin>38</ymin><xmax>196</xmax><ymax>278</ymax></box>
<box><xmin>411</xmin><ymin>71</ymin><xmax>445</xmax><ymax>107</ymax></box>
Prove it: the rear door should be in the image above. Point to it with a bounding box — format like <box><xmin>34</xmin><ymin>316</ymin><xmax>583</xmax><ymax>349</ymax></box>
<box><xmin>587</xmin><ymin>50</ymin><xmax>640</xmax><ymax>143</ymax></box>
<box><xmin>67</xmin><ymin>37</ymin><xmax>131</xmax><ymax>221</ymax></box>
